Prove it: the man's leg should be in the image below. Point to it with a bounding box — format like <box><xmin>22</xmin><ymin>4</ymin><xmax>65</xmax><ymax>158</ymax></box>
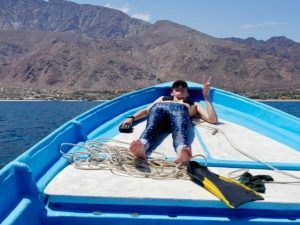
<box><xmin>169</xmin><ymin>105</ymin><xmax>192</xmax><ymax>163</ymax></box>
<box><xmin>129</xmin><ymin>104</ymin><xmax>166</xmax><ymax>159</ymax></box>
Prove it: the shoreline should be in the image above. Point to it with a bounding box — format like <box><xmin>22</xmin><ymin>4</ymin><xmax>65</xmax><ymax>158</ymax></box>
<box><xmin>0</xmin><ymin>99</ymin><xmax>108</xmax><ymax>102</ymax></box>
<box><xmin>254</xmin><ymin>99</ymin><xmax>300</xmax><ymax>102</ymax></box>
<box><xmin>1</xmin><ymin>98</ymin><xmax>300</xmax><ymax>102</ymax></box>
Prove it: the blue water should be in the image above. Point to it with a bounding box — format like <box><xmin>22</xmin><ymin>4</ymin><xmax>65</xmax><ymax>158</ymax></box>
<box><xmin>261</xmin><ymin>101</ymin><xmax>300</xmax><ymax>118</ymax></box>
<box><xmin>0</xmin><ymin>100</ymin><xmax>299</xmax><ymax>169</ymax></box>
<box><xmin>0</xmin><ymin>101</ymin><xmax>101</xmax><ymax>168</ymax></box>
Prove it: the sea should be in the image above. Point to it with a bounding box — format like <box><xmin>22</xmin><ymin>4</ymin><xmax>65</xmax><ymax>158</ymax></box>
<box><xmin>0</xmin><ymin>100</ymin><xmax>299</xmax><ymax>169</ymax></box>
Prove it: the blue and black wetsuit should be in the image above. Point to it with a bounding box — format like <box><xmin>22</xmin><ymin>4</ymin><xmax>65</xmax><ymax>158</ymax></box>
<box><xmin>139</xmin><ymin>96</ymin><xmax>194</xmax><ymax>153</ymax></box>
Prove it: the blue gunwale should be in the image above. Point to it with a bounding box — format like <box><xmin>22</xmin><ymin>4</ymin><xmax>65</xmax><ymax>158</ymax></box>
<box><xmin>2</xmin><ymin>81</ymin><xmax>299</xmax><ymax>189</ymax></box>
<box><xmin>1</xmin><ymin>81</ymin><xmax>300</xmax><ymax>225</ymax></box>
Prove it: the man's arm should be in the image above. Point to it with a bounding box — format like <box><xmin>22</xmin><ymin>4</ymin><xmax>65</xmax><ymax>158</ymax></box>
<box><xmin>195</xmin><ymin>98</ymin><xmax>218</xmax><ymax>124</ymax></box>
<box><xmin>121</xmin><ymin>96</ymin><xmax>163</xmax><ymax>125</ymax></box>
<box><xmin>196</xmin><ymin>76</ymin><xmax>218</xmax><ymax>124</ymax></box>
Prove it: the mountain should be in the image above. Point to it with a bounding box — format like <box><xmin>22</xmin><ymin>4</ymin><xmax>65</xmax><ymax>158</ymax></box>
<box><xmin>0</xmin><ymin>0</ymin><xmax>299</xmax><ymax>99</ymax></box>
<box><xmin>0</xmin><ymin>0</ymin><xmax>151</xmax><ymax>37</ymax></box>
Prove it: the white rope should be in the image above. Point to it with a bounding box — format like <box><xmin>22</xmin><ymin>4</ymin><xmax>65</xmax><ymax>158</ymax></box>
<box><xmin>60</xmin><ymin>138</ymin><xmax>206</xmax><ymax>180</ymax></box>
<box><xmin>59</xmin><ymin>120</ymin><xmax>300</xmax><ymax>184</ymax></box>
<box><xmin>193</xmin><ymin>120</ymin><xmax>300</xmax><ymax>183</ymax></box>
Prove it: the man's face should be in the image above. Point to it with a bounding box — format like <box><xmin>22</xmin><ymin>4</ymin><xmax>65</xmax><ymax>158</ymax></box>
<box><xmin>172</xmin><ymin>86</ymin><xmax>188</xmax><ymax>98</ymax></box>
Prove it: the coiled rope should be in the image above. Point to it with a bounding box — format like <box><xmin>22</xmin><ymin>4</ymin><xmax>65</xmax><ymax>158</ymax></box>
<box><xmin>60</xmin><ymin>138</ymin><xmax>207</xmax><ymax>180</ymax></box>
<box><xmin>60</xmin><ymin>120</ymin><xmax>300</xmax><ymax>183</ymax></box>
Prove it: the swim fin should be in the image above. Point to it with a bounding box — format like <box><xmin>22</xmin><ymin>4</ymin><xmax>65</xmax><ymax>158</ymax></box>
<box><xmin>238</xmin><ymin>171</ymin><xmax>273</xmax><ymax>193</ymax></box>
<box><xmin>187</xmin><ymin>161</ymin><xmax>264</xmax><ymax>208</ymax></box>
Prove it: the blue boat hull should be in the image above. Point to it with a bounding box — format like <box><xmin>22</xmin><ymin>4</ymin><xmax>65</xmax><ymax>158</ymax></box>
<box><xmin>1</xmin><ymin>81</ymin><xmax>300</xmax><ymax>225</ymax></box>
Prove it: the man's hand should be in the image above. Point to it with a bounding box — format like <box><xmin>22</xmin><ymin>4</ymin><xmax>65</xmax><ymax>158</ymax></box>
<box><xmin>202</xmin><ymin>76</ymin><xmax>212</xmax><ymax>99</ymax></box>
<box><xmin>120</xmin><ymin>118</ymin><xmax>134</xmax><ymax>127</ymax></box>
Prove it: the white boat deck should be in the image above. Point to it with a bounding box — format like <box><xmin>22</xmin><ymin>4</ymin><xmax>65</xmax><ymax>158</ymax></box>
<box><xmin>45</xmin><ymin>119</ymin><xmax>300</xmax><ymax>208</ymax></box>
<box><xmin>45</xmin><ymin>166</ymin><xmax>300</xmax><ymax>206</ymax></box>
<box><xmin>196</xmin><ymin>120</ymin><xmax>300</xmax><ymax>162</ymax></box>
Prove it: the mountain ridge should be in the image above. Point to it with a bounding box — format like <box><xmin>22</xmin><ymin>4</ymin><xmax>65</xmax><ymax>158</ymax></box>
<box><xmin>0</xmin><ymin>0</ymin><xmax>299</xmax><ymax>99</ymax></box>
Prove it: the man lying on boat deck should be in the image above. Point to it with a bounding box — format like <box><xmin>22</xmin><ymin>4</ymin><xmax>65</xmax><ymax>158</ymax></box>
<box><xmin>120</xmin><ymin>77</ymin><xmax>218</xmax><ymax>164</ymax></box>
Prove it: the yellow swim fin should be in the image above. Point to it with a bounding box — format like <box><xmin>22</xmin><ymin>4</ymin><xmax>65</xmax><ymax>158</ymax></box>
<box><xmin>187</xmin><ymin>161</ymin><xmax>264</xmax><ymax>208</ymax></box>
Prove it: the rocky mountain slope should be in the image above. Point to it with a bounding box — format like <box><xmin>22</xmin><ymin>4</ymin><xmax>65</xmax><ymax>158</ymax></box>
<box><xmin>0</xmin><ymin>0</ymin><xmax>299</xmax><ymax>99</ymax></box>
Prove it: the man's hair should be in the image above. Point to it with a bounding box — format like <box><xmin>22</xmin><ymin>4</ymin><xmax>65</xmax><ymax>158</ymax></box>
<box><xmin>172</xmin><ymin>80</ymin><xmax>188</xmax><ymax>89</ymax></box>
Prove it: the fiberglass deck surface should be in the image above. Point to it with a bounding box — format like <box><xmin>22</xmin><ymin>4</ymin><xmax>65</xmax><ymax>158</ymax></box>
<box><xmin>45</xmin><ymin>165</ymin><xmax>300</xmax><ymax>206</ymax></box>
<box><xmin>45</xmin><ymin>119</ymin><xmax>300</xmax><ymax>208</ymax></box>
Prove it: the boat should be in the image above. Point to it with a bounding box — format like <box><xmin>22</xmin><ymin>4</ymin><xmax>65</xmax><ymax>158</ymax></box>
<box><xmin>1</xmin><ymin>81</ymin><xmax>300</xmax><ymax>225</ymax></box>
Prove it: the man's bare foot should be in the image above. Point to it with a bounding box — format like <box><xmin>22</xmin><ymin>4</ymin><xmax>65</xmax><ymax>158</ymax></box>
<box><xmin>174</xmin><ymin>146</ymin><xmax>192</xmax><ymax>164</ymax></box>
<box><xmin>129</xmin><ymin>140</ymin><xmax>146</xmax><ymax>159</ymax></box>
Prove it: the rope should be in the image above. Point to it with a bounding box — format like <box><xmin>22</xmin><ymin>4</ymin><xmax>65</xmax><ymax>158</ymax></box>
<box><xmin>60</xmin><ymin>138</ymin><xmax>207</xmax><ymax>180</ymax></box>
<box><xmin>59</xmin><ymin>120</ymin><xmax>300</xmax><ymax>184</ymax></box>
<box><xmin>193</xmin><ymin>119</ymin><xmax>300</xmax><ymax>184</ymax></box>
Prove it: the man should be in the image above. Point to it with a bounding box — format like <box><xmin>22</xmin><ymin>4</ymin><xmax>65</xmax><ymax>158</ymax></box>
<box><xmin>120</xmin><ymin>77</ymin><xmax>218</xmax><ymax>163</ymax></box>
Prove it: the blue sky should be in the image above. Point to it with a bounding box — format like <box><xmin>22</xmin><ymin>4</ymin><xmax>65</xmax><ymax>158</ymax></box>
<box><xmin>72</xmin><ymin>0</ymin><xmax>300</xmax><ymax>42</ymax></box>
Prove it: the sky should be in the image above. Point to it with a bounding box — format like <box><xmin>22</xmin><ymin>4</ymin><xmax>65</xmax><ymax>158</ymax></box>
<box><xmin>72</xmin><ymin>0</ymin><xmax>300</xmax><ymax>42</ymax></box>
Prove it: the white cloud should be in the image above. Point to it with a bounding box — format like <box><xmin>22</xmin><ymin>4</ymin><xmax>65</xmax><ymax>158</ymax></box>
<box><xmin>104</xmin><ymin>3</ymin><xmax>129</xmax><ymax>14</ymax></box>
<box><xmin>104</xmin><ymin>2</ymin><xmax>150</xmax><ymax>22</ymax></box>
<box><xmin>131</xmin><ymin>13</ymin><xmax>151</xmax><ymax>22</ymax></box>
<box><xmin>241</xmin><ymin>21</ymin><xmax>288</xmax><ymax>29</ymax></box>
<box><xmin>119</xmin><ymin>6</ymin><xmax>129</xmax><ymax>14</ymax></box>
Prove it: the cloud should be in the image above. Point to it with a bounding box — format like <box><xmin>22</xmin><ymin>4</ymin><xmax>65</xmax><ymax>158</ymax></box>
<box><xmin>131</xmin><ymin>13</ymin><xmax>151</xmax><ymax>22</ymax></box>
<box><xmin>104</xmin><ymin>3</ymin><xmax>129</xmax><ymax>14</ymax></box>
<box><xmin>241</xmin><ymin>21</ymin><xmax>288</xmax><ymax>29</ymax></box>
<box><xmin>104</xmin><ymin>2</ymin><xmax>151</xmax><ymax>22</ymax></box>
<box><xmin>118</xmin><ymin>6</ymin><xmax>129</xmax><ymax>14</ymax></box>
